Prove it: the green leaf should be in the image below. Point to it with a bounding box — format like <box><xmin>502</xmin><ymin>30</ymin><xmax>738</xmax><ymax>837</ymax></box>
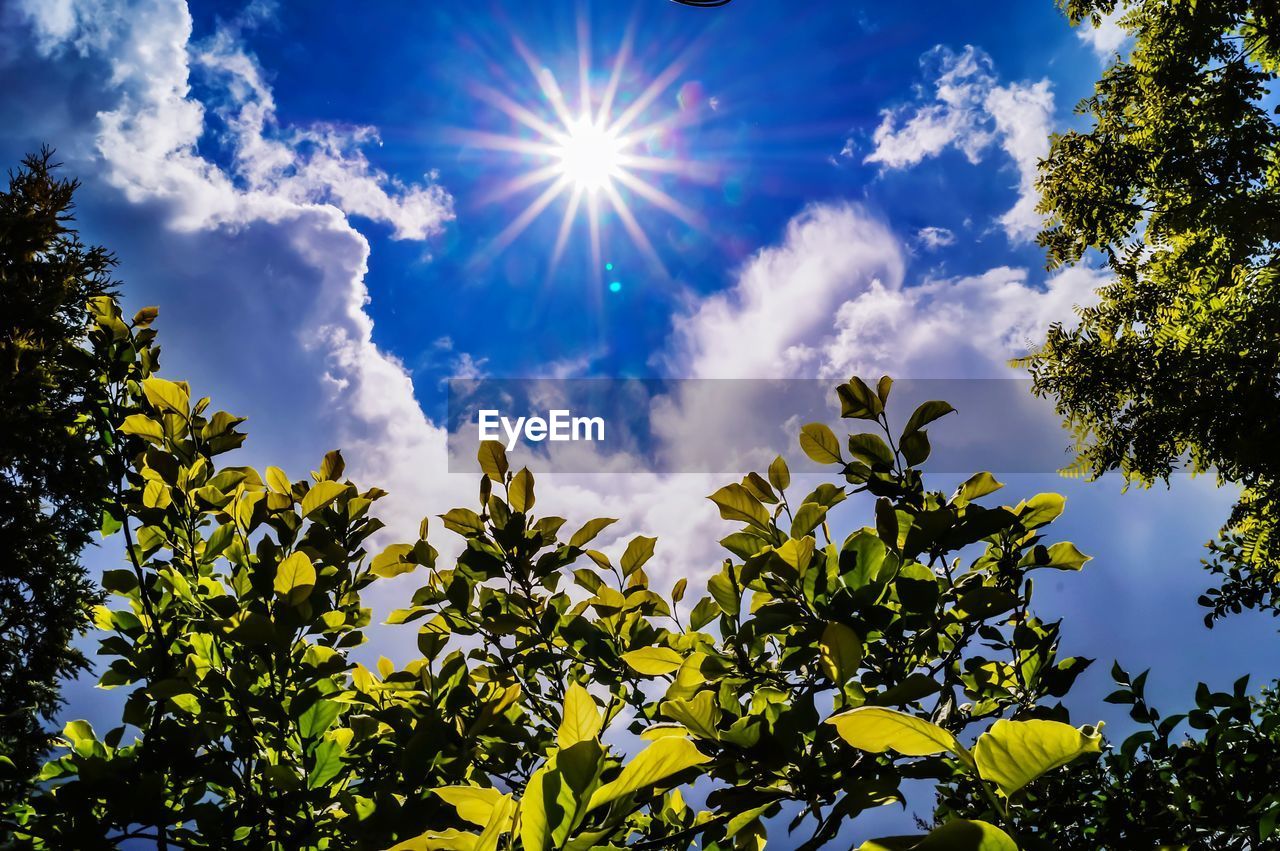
<box><xmin>900</xmin><ymin>430</ymin><xmax>930</xmax><ymax>467</ymax></box>
<box><xmin>776</xmin><ymin>536</ymin><xmax>815</xmax><ymax>572</ymax></box>
<box><xmin>265</xmin><ymin>465</ymin><xmax>292</xmax><ymax>494</ymax></box>
<box><xmin>586</xmin><ymin>737</ymin><xmax>709</xmax><ymax>812</ymax></box>
<box><xmin>620</xmin><ymin>535</ymin><xmax>658</xmax><ymax>576</ymax></box>
<box><xmin>819</xmin><ymin>622</ymin><xmax>864</xmax><ymax>684</ymax></box>
<box><xmin>570</xmin><ymin>517</ymin><xmax>618</xmax><ymax>549</ymax></box>
<box><xmin>827</xmin><ymin>706</ymin><xmax>960</xmax><ymax>757</ymax></box>
<box><xmin>661</xmin><ymin>691</ymin><xmax>722</xmax><ymax>740</ymax></box>
<box><xmin>768</xmin><ymin>455</ymin><xmax>791</xmax><ymax>491</ymax></box>
<box><xmin>956</xmin><ymin>472</ymin><xmax>1003</xmax><ymax>503</ymax></box>
<box><xmin>441</xmin><ymin>507</ymin><xmax>486</xmax><ymax>536</ymax></box>
<box><xmin>435</xmin><ymin>786</ymin><xmax>508</xmax><ymax>828</ymax></box>
<box><xmin>708</xmin><ymin>483</ymin><xmax>771</xmax><ymax>530</ymax></box>
<box><xmin>860</xmin><ymin>819</ymin><xmax>1017</xmax><ymax>851</ymax></box>
<box><xmin>301</xmin><ymin>480</ymin><xmax>346</xmax><ymax>517</ymax></box>
<box><xmin>847</xmin><ymin>433</ymin><xmax>895</xmax><ymax>468</ymax></box>
<box><xmin>791</xmin><ymin>503</ymin><xmax>828</xmax><ymax>538</ymax></box>
<box><xmin>477</xmin><ymin>440</ymin><xmax>509</xmax><ymax>482</ymax></box>
<box><xmin>390</xmin><ymin>829</ymin><xmax>479</xmax><ymax>851</ymax></box>
<box><xmin>973</xmin><ymin>718</ymin><xmax>1103</xmax><ymax>796</ymax></box>
<box><xmin>509</xmin><ymin>467</ymin><xmax>535</xmax><ymax>513</ymax></box>
<box><xmin>1019</xmin><ymin>542</ymin><xmax>1090</xmax><ymax>571</ymax></box>
<box><xmin>119</xmin><ymin>414</ymin><xmax>164</xmax><ymax>443</ymax></box>
<box><xmin>1017</xmin><ymin>493</ymin><xmax>1066</xmax><ymax>530</ymax></box>
<box><xmin>558</xmin><ymin>683</ymin><xmax>603</xmax><ymax>748</ymax></box>
<box><xmin>297</xmin><ymin>698</ymin><xmax>342</xmax><ymax>739</ymax></box>
<box><xmin>371</xmin><ymin>543</ymin><xmax>418</xmax><ymax>578</ymax></box>
<box><xmin>622</xmin><ymin>646</ymin><xmax>684</xmax><ymax>677</ymax></box>
<box><xmin>141</xmin><ymin>377</ymin><xmax>189</xmax><ymax>415</ymax></box>
<box><xmin>800</xmin><ymin>422</ymin><xmax>843</xmax><ymax>465</ymax></box>
<box><xmin>519</xmin><ymin>764</ymin><xmax>552</xmax><ymax>851</ymax></box>
<box><xmin>902</xmin><ymin>401</ymin><xmax>955</xmax><ymax>438</ymax></box>
<box><xmin>274</xmin><ymin>551</ymin><xmax>317</xmax><ymax>606</ymax></box>
<box><xmin>837</xmin><ymin>378</ymin><xmax>883</xmax><ymax>419</ymax></box>
<box><xmin>307</xmin><ymin>729</ymin><xmax>352</xmax><ymax>788</ymax></box>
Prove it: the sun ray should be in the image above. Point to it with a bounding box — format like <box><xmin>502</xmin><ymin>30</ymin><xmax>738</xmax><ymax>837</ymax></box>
<box><xmin>550</xmin><ymin>185</ymin><xmax>584</xmax><ymax>274</ymax></box>
<box><xmin>488</xmin><ymin>175</ymin><xmax>571</xmax><ymax>255</ymax></box>
<box><xmin>448</xmin><ymin>129</ymin><xmax>561</xmax><ymax>158</ymax></box>
<box><xmin>609</xmin><ymin>52</ymin><xmax>690</xmax><ymax>138</ymax></box>
<box><xmin>577</xmin><ymin>14</ymin><xmax>592</xmax><ymax>120</ymax></box>
<box><xmin>602</xmin><ymin>183</ymin><xmax>666</xmax><ymax>274</ymax></box>
<box><xmin>510</xmin><ymin>35</ymin><xmax>579</xmax><ymax>134</ymax></box>
<box><xmin>471</xmin><ymin>83</ymin><xmax>567</xmax><ymax>144</ymax></box>
<box><xmin>476</xmin><ymin>163</ymin><xmax>563</xmax><ymax>207</ymax></box>
<box><xmin>611</xmin><ymin>169</ymin><xmax>706</xmax><ymax>229</ymax></box>
<box><xmin>596</xmin><ymin>26</ymin><xmax>634</xmax><ymax>125</ymax></box>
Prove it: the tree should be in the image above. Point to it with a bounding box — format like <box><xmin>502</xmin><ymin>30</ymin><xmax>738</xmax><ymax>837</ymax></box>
<box><xmin>4</xmin><ymin>298</ymin><xmax>707</xmax><ymax>849</ymax></box>
<box><xmin>960</xmin><ymin>667</ymin><xmax>1280</xmax><ymax>850</ymax></box>
<box><xmin>6</xmin><ymin>359</ymin><xmax>1105</xmax><ymax>849</ymax></box>
<box><xmin>1022</xmin><ymin>0</ymin><xmax>1280</xmax><ymax>621</ymax></box>
<box><xmin>0</xmin><ymin>150</ymin><xmax>116</xmax><ymax>798</ymax></box>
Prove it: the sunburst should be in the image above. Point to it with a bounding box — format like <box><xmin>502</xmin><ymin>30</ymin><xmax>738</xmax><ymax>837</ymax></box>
<box><xmin>456</xmin><ymin>19</ymin><xmax>711</xmax><ymax>278</ymax></box>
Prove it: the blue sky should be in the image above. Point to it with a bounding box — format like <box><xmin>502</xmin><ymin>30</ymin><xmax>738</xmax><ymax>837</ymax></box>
<box><xmin>3</xmin><ymin>0</ymin><xmax>1279</xmax><ymax>842</ymax></box>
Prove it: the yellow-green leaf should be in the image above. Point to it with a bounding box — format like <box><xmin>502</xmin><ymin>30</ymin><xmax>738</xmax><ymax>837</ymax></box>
<box><xmin>266</xmin><ymin>466</ymin><xmax>292</xmax><ymax>494</ymax></box>
<box><xmin>620</xmin><ymin>535</ymin><xmax>657</xmax><ymax>576</ymax></box>
<box><xmin>586</xmin><ymin>737</ymin><xmax>709</xmax><ymax>812</ymax></box>
<box><xmin>141</xmin><ymin>377</ymin><xmax>189</xmax><ymax>416</ymax></box>
<box><xmin>708</xmin><ymin>483</ymin><xmax>771</xmax><ymax>530</ymax></box>
<box><xmin>519</xmin><ymin>764</ymin><xmax>552</xmax><ymax>851</ymax></box>
<box><xmin>510</xmin><ymin>467</ymin><xmax>535</xmax><ymax>513</ymax></box>
<box><xmin>819</xmin><ymin>622</ymin><xmax>864</xmax><ymax>684</ymax></box>
<box><xmin>371</xmin><ymin>543</ymin><xmax>417</xmax><ymax>578</ymax></box>
<box><xmin>768</xmin><ymin>455</ymin><xmax>790</xmax><ymax>491</ymax></box>
<box><xmin>477</xmin><ymin>440</ymin><xmax>508</xmax><ymax>482</ymax></box>
<box><xmin>390</xmin><ymin>829</ymin><xmax>479</xmax><ymax>851</ymax></box>
<box><xmin>859</xmin><ymin>819</ymin><xmax>1016</xmax><ymax>851</ymax></box>
<box><xmin>827</xmin><ymin>706</ymin><xmax>959</xmax><ymax>757</ymax></box>
<box><xmin>622</xmin><ymin>646</ymin><xmax>684</xmax><ymax>677</ymax></box>
<box><xmin>301</xmin><ymin>480</ymin><xmax>346</xmax><ymax>517</ymax></box>
<box><xmin>1017</xmin><ymin>493</ymin><xmax>1066</xmax><ymax>529</ymax></box>
<box><xmin>569</xmin><ymin>517</ymin><xmax>618</xmax><ymax>549</ymax></box>
<box><xmin>973</xmin><ymin>718</ymin><xmax>1102</xmax><ymax>797</ymax></box>
<box><xmin>119</xmin><ymin>414</ymin><xmax>164</xmax><ymax>443</ymax></box>
<box><xmin>799</xmin><ymin>422</ymin><xmax>843</xmax><ymax>465</ymax></box>
<box><xmin>274</xmin><ymin>551</ymin><xmax>316</xmax><ymax>606</ymax></box>
<box><xmin>558</xmin><ymin>683</ymin><xmax>603</xmax><ymax>748</ymax></box>
<box><xmin>435</xmin><ymin>786</ymin><xmax>507</xmax><ymax>828</ymax></box>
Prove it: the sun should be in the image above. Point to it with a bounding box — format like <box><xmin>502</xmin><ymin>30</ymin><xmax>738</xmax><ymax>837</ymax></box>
<box><xmin>555</xmin><ymin>117</ymin><xmax>626</xmax><ymax>193</ymax></box>
<box><xmin>453</xmin><ymin>21</ymin><xmax>711</xmax><ymax>276</ymax></box>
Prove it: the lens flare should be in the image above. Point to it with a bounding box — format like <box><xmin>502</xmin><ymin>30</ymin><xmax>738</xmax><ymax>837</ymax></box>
<box><xmin>454</xmin><ymin>18</ymin><xmax>713</xmax><ymax>277</ymax></box>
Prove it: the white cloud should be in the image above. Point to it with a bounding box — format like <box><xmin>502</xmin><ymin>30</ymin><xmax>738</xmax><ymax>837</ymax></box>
<box><xmin>9</xmin><ymin>0</ymin><xmax>461</xmax><ymax>540</ymax></box>
<box><xmin>1077</xmin><ymin>8</ymin><xmax>1129</xmax><ymax>60</ymax></box>
<box><xmin>865</xmin><ymin>46</ymin><xmax>1054</xmax><ymax>242</ymax></box>
<box><xmin>916</xmin><ymin>226</ymin><xmax>956</xmax><ymax>250</ymax></box>
<box><xmin>667</xmin><ymin>202</ymin><xmax>1105</xmax><ymax>381</ymax></box>
<box><xmin>666</xmin><ymin>204</ymin><xmax>905</xmax><ymax>379</ymax></box>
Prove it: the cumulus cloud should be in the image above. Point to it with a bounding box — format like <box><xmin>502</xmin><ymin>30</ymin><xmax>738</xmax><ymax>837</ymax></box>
<box><xmin>865</xmin><ymin>46</ymin><xmax>1054</xmax><ymax>242</ymax></box>
<box><xmin>7</xmin><ymin>0</ymin><xmax>461</xmax><ymax>546</ymax></box>
<box><xmin>667</xmin><ymin>202</ymin><xmax>1105</xmax><ymax>381</ymax></box>
<box><xmin>1076</xmin><ymin>8</ymin><xmax>1129</xmax><ymax>60</ymax></box>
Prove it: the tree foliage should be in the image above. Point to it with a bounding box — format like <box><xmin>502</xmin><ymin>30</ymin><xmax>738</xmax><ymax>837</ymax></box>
<box><xmin>2</xmin><ymin>337</ymin><xmax>1108</xmax><ymax>849</ymax></box>
<box><xmin>1023</xmin><ymin>0</ymin><xmax>1280</xmax><ymax>620</ymax></box>
<box><xmin>0</xmin><ymin>150</ymin><xmax>115</xmax><ymax>798</ymax></box>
